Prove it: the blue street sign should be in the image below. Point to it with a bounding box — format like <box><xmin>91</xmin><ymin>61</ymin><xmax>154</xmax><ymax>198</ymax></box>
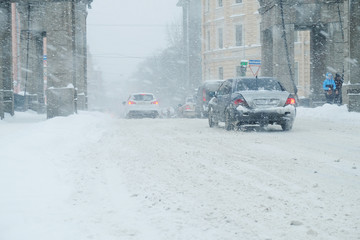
<box><xmin>249</xmin><ymin>60</ymin><xmax>261</xmax><ymax>65</ymax></box>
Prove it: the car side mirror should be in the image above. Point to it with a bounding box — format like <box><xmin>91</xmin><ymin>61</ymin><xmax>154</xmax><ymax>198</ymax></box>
<box><xmin>209</xmin><ymin>91</ymin><xmax>215</xmax><ymax>98</ymax></box>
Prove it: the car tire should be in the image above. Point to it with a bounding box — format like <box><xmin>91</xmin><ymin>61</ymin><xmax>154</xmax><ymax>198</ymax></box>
<box><xmin>208</xmin><ymin>107</ymin><xmax>218</xmax><ymax>128</ymax></box>
<box><xmin>281</xmin><ymin>120</ymin><xmax>293</xmax><ymax>131</ymax></box>
<box><xmin>202</xmin><ymin>110</ymin><xmax>208</xmax><ymax>118</ymax></box>
<box><xmin>196</xmin><ymin>111</ymin><xmax>201</xmax><ymax>118</ymax></box>
<box><xmin>225</xmin><ymin>110</ymin><xmax>234</xmax><ymax>131</ymax></box>
<box><xmin>152</xmin><ymin>112</ymin><xmax>159</xmax><ymax>118</ymax></box>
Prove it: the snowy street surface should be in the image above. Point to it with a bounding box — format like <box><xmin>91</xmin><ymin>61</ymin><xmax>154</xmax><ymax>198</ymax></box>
<box><xmin>1</xmin><ymin>105</ymin><xmax>359</xmax><ymax>240</ymax></box>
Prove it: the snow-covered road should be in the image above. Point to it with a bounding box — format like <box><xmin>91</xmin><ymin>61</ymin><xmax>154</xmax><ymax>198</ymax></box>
<box><xmin>1</xmin><ymin>105</ymin><xmax>359</xmax><ymax>240</ymax></box>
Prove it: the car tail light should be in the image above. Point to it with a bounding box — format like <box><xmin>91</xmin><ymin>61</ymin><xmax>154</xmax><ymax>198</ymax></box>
<box><xmin>127</xmin><ymin>101</ymin><xmax>136</xmax><ymax>105</ymax></box>
<box><xmin>185</xmin><ymin>105</ymin><xmax>191</xmax><ymax>110</ymax></box>
<box><xmin>203</xmin><ymin>89</ymin><xmax>206</xmax><ymax>102</ymax></box>
<box><xmin>151</xmin><ymin>101</ymin><xmax>159</xmax><ymax>105</ymax></box>
<box><xmin>233</xmin><ymin>95</ymin><xmax>248</xmax><ymax>107</ymax></box>
<box><xmin>285</xmin><ymin>96</ymin><xmax>296</xmax><ymax>106</ymax></box>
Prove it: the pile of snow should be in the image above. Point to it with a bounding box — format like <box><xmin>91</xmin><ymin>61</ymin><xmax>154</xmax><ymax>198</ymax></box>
<box><xmin>297</xmin><ymin>104</ymin><xmax>359</xmax><ymax>123</ymax></box>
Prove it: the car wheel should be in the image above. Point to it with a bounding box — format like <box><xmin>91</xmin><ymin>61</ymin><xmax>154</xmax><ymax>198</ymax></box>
<box><xmin>281</xmin><ymin>120</ymin><xmax>293</xmax><ymax>131</ymax></box>
<box><xmin>208</xmin><ymin>107</ymin><xmax>218</xmax><ymax>128</ymax></box>
<box><xmin>152</xmin><ymin>112</ymin><xmax>159</xmax><ymax>118</ymax></box>
<box><xmin>259</xmin><ymin>122</ymin><xmax>268</xmax><ymax>131</ymax></box>
<box><xmin>196</xmin><ymin>110</ymin><xmax>201</xmax><ymax>118</ymax></box>
<box><xmin>225</xmin><ymin>110</ymin><xmax>234</xmax><ymax>131</ymax></box>
<box><xmin>202</xmin><ymin>110</ymin><xmax>208</xmax><ymax>118</ymax></box>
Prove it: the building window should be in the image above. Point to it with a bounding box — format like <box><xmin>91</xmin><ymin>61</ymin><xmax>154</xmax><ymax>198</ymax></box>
<box><xmin>219</xmin><ymin>67</ymin><xmax>224</xmax><ymax>79</ymax></box>
<box><xmin>235</xmin><ymin>0</ymin><xmax>243</xmax><ymax>3</ymax></box>
<box><xmin>205</xmin><ymin>0</ymin><xmax>210</xmax><ymax>12</ymax></box>
<box><xmin>235</xmin><ymin>25</ymin><xmax>243</xmax><ymax>46</ymax></box>
<box><xmin>207</xmin><ymin>31</ymin><xmax>210</xmax><ymax>50</ymax></box>
<box><xmin>218</xmin><ymin>0</ymin><xmax>223</xmax><ymax>7</ymax></box>
<box><xmin>218</xmin><ymin>28</ymin><xmax>223</xmax><ymax>49</ymax></box>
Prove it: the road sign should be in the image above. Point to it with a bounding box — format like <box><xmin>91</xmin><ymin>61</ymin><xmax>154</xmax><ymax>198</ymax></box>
<box><xmin>249</xmin><ymin>60</ymin><xmax>261</xmax><ymax>76</ymax></box>
<box><xmin>249</xmin><ymin>60</ymin><xmax>261</xmax><ymax>65</ymax></box>
<box><xmin>241</xmin><ymin>60</ymin><xmax>248</xmax><ymax>66</ymax></box>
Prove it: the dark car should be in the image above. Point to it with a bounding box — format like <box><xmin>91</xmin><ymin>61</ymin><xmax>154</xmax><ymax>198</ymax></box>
<box><xmin>208</xmin><ymin>77</ymin><xmax>296</xmax><ymax>131</ymax></box>
<box><xmin>195</xmin><ymin>80</ymin><xmax>225</xmax><ymax>118</ymax></box>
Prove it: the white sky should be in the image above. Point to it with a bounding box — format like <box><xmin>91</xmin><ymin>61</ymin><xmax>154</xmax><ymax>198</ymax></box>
<box><xmin>87</xmin><ymin>0</ymin><xmax>182</xmax><ymax>84</ymax></box>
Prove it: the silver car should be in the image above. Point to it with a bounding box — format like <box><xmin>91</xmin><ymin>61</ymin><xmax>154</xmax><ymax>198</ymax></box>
<box><xmin>208</xmin><ymin>77</ymin><xmax>296</xmax><ymax>131</ymax></box>
<box><xmin>123</xmin><ymin>93</ymin><xmax>160</xmax><ymax>118</ymax></box>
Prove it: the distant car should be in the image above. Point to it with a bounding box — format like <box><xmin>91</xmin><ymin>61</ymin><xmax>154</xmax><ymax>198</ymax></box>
<box><xmin>123</xmin><ymin>93</ymin><xmax>160</xmax><ymax>118</ymax></box>
<box><xmin>177</xmin><ymin>96</ymin><xmax>196</xmax><ymax>118</ymax></box>
<box><xmin>195</xmin><ymin>80</ymin><xmax>225</xmax><ymax>118</ymax></box>
<box><xmin>208</xmin><ymin>77</ymin><xmax>296</xmax><ymax>131</ymax></box>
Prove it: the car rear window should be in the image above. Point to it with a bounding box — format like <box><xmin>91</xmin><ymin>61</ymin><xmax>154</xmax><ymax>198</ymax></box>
<box><xmin>186</xmin><ymin>97</ymin><xmax>194</xmax><ymax>103</ymax></box>
<box><xmin>132</xmin><ymin>94</ymin><xmax>154</xmax><ymax>101</ymax></box>
<box><xmin>205</xmin><ymin>82</ymin><xmax>223</xmax><ymax>91</ymax></box>
<box><xmin>235</xmin><ymin>78</ymin><xmax>283</xmax><ymax>91</ymax></box>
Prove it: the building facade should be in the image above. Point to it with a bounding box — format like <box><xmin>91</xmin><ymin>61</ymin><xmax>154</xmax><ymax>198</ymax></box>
<box><xmin>201</xmin><ymin>0</ymin><xmax>312</xmax><ymax>98</ymax></box>
<box><xmin>0</xmin><ymin>0</ymin><xmax>92</xmax><ymax>119</ymax></box>
<box><xmin>202</xmin><ymin>0</ymin><xmax>262</xmax><ymax>81</ymax></box>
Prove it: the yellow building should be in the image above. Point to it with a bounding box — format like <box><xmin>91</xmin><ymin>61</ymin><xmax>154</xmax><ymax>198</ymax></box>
<box><xmin>201</xmin><ymin>0</ymin><xmax>311</xmax><ymax>98</ymax></box>
<box><xmin>202</xmin><ymin>0</ymin><xmax>262</xmax><ymax>80</ymax></box>
<box><xmin>294</xmin><ymin>30</ymin><xmax>311</xmax><ymax>98</ymax></box>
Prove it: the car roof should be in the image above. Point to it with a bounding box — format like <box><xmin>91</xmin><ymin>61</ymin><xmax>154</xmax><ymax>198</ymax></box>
<box><xmin>231</xmin><ymin>77</ymin><xmax>278</xmax><ymax>81</ymax></box>
<box><xmin>202</xmin><ymin>80</ymin><xmax>225</xmax><ymax>84</ymax></box>
<box><xmin>130</xmin><ymin>93</ymin><xmax>155</xmax><ymax>96</ymax></box>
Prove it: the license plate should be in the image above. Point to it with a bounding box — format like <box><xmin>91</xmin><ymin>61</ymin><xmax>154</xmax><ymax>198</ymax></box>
<box><xmin>255</xmin><ymin>99</ymin><xmax>279</xmax><ymax>105</ymax></box>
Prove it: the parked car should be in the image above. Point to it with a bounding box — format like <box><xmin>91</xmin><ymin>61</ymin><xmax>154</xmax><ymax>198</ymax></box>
<box><xmin>177</xmin><ymin>96</ymin><xmax>196</xmax><ymax>118</ymax></box>
<box><xmin>123</xmin><ymin>93</ymin><xmax>160</xmax><ymax>118</ymax></box>
<box><xmin>195</xmin><ymin>80</ymin><xmax>225</xmax><ymax>118</ymax></box>
<box><xmin>208</xmin><ymin>77</ymin><xmax>296</xmax><ymax>131</ymax></box>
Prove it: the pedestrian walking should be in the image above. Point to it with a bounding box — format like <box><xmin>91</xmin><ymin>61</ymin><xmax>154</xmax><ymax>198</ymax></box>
<box><xmin>323</xmin><ymin>72</ymin><xmax>336</xmax><ymax>104</ymax></box>
<box><xmin>334</xmin><ymin>73</ymin><xmax>344</xmax><ymax>105</ymax></box>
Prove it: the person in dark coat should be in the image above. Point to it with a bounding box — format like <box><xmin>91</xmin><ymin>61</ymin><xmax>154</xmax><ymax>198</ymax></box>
<box><xmin>334</xmin><ymin>73</ymin><xmax>344</xmax><ymax>105</ymax></box>
<box><xmin>323</xmin><ymin>72</ymin><xmax>336</xmax><ymax>104</ymax></box>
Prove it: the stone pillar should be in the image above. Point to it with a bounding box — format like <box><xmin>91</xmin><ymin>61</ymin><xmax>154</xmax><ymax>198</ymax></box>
<box><xmin>272</xmin><ymin>24</ymin><xmax>296</xmax><ymax>94</ymax></box>
<box><xmin>309</xmin><ymin>24</ymin><xmax>328</xmax><ymax>104</ymax></box>
<box><xmin>259</xmin><ymin>1</ymin><xmax>296</xmax><ymax>94</ymax></box>
<box><xmin>341</xmin><ymin>0</ymin><xmax>360</xmax><ymax>110</ymax></box>
<box><xmin>0</xmin><ymin>1</ymin><xmax>13</xmax><ymax>118</ymax></box>
<box><xmin>349</xmin><ymin>0</ymin><xmax>360</xmax><ymax>84</ymax></box>
<box><xmin>17</xmin><ymin>2</ymin><xmax>46</xmax><ymax>112</ymax></box>
<box><xmin>74</xmin><ymin>2</ymin><xmax>88</xmax><ymax>110</ymax></box>
<box><xmin>261</xmin><ymin>28</ymin><xmax>273</xmax><ymax>77</ymax></box>
<box><xmin>44</xmin><ymin>2</ymin><xmax>74</xmax><ymax>89</ymax></box>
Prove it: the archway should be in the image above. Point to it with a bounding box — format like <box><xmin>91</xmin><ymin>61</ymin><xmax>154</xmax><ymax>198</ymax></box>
<box><xmin>259</xmin><ymin>0</ymin><xmax>358</xmax><ymax>106</ymax></box>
